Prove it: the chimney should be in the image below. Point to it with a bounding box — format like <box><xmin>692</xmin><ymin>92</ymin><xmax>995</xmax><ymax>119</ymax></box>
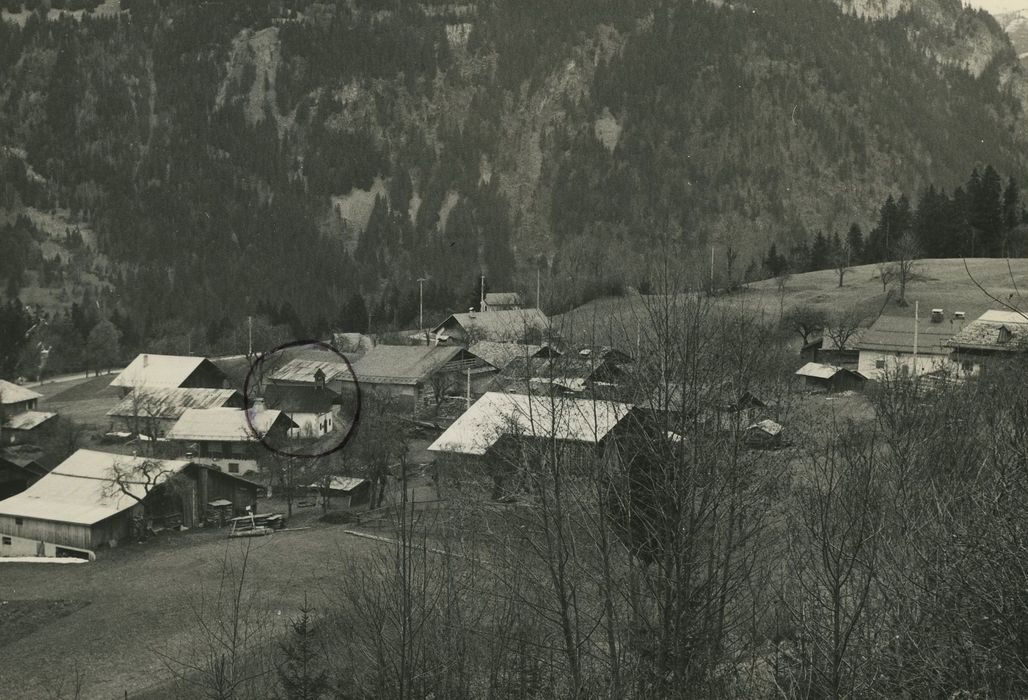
<box><xmin>953</xmin><ymin>311</ymin><xmax>965</xmax><ymax>320</ymax></box>
<box><xmin>142</xmin><ymin>353</ymin><xmax>149</xmax><ymax>368</ymax></box>
<box><xmin>468</xmin><ymin>306</ymin><xmax>476</xmax><ymax>318</ymax></box>
<box><xmin>930</xmin><ymin>309</ymin><xmax>944</xmax><ymax>324</ymax></box>
<box><xmin>253</xmin><ymin>397</ymin><xmax>266</xmax><ymax>413</ymax></box>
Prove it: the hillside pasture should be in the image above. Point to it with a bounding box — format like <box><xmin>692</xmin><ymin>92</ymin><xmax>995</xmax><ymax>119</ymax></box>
<box><xmin>554</xmin><ymin>258</ymin><xmax>1028</xmax><ymax>344</ymax></box>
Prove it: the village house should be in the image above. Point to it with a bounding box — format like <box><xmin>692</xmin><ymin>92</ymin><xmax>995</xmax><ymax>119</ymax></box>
<box><xmin>106</xmin><ymin>387</ymin><xmax>243</xmax><ymax>438</ymax></box>
<box><xmin>795</xmin><ymin>362</ymin><xmax>867</xmax><ymax>392</ymax></box>
<box><xmin>856</xmin><ymin>310</ymin><xmax>966</xmax><ymax>379</ymax></box>
<box><xmin>946</xmin><ymin>309</ymin><xmax>1028</xmax><ymax>375</ymax></box>
<box><xmin>262</xmin><ymin>380</ymin><xmax>343</xmax><ymax>438</ymax></box>
<box><xmin>482</xmin><ymin>291</ymin><xmax>523</xmax><ymax>311</ymax></box>
<box><xmin>165</xmin><ymin>406</ymin><xmax>296</xmax><ymax>475</ymax></box>
<box><xmin>0</xmin><ymin>380</ymin><xmax>56</xmax><ymax>446</ymax></box>
<box><xmin>110</xmin><ymin>354</ymin><xmax>229</xmax><ymax>397</ymax></box>
<box><xmin>429</xmin><ymin>391</ymin><xmax>634</xmax><ymax>458</ymax></box>
<box><xmin>468</xmin><ymin>341</ymin><xmax>560</xmax><ymax>373</ymax></box>
<box><xmin>0</xmin><ymin>449</ymin><xmax>260</xmax><ymax>557</ymax></box>
<box><xmin>266</xmin><ymin>358</ymin><xmax>356</xmax><ymax>388</ymax></box>
<box><xmin>351</xmin><ymin>344</ymin><xmax>497</xmax><ymax>411</ymax></box>
<box><xmin>432</xmin><ymin>307</ymin><xmax>549</xmax><ymax>344</ymax></box>
<box><xmin>0</xmin><ymin>447</ymin><xmax>53</xmax><ymax>499</ymax></box>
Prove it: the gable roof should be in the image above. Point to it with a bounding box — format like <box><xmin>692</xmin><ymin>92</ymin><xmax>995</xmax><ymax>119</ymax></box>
<box><xmin>351</xmin><ymin>345</ymin><xmax>467</xmax><ymax>385</ymax></box>
<box><xmin>857</xmin><ymin>315</ymin><xmax>961</xmax><ymax>355</ymax></box>
<box><xmin>485</xmin><ymin>292</ymin><xmax>521</xmax><ymax>306</ymax></box>
<box><xmin>428</xmin><ymin>391</ymin><xmax>633</xmax><ymax>456</ymax></box>
<box><xmin>747</xmin><ymin>419</ymin><xmax>783</xmax><ymax>436</ymax></box>
<box><xmin>468</xmin><ymin>341</ymin><xmax>548</xmax><ymax>371</ymax></box>
<box><xmin>165</xmin><ymin>408</ymin><xmax>293</xmax><ymax>442</ymax></box>
<box><xmin>262</xmin><ymin>384</ymin><xmax>339</xmax><ymax>414</ymax></box>
<box><xmin>433</xmin><ymin>308</ymin><xmax>549</xmax><ymax>342</ymax></box>
<box><xmin>0</xmin><ymin>449</ymin><xmax>191</xmax><ymax>526</ymax></box>
<box><xmin>796</xmin><ymin>362</ymin><xmax>859</xmax><ymax>380</ymax></box>
<box><xmin>267</xmin><ymin>358</ymin><xmax>354</xmax><ymax>384</ymax></box>
<box><xmin>3</xmin><ymin>411</ymin><xmax>57</xmax><ymax>431</ymax></box>
<box><xmin>946</xmin><ymin>309</ymin><xmax>1028</xmax><ymax>352</ymax></box>
<box><xmin>0</xmin><ymin>380</ymin><xmax>42</xmax><ymax>405</ymax></box>
<box><xmin>107</xmin><ymin>388</ymin><xmax>241</xmax><ymax>422</ymax></box>
<box><xmin>111</xmin><ymin>354</ymin><xmax>222</xmax><ymax>389</ymax></box>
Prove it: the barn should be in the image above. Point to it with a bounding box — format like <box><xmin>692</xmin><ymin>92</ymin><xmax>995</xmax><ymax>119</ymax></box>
<box><xmin>795</xmin><ymin>362</ymin><xmax>867</xmax><ymax>392</ymax></box>
<box><xmin>110</xmin><ymin>354</ymin><xmax>229</xmax><ymax>397</ymax></box>
<box><xmin>351</xmin><ymin>345</ymin><xmax>497</xmax><ymax>411</ymax></box>
<box><xmin>0</xmin><ymin>449</ymin><xmax>260</xmax><ymax>556</ymax></box>
<box><xmin>106</xmin><ymin>387</ymin><xmax>243</xmax><ymax>438</ymax></box>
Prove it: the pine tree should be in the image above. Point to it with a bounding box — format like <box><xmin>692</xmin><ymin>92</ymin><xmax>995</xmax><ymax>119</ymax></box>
<box><xmin>276</xmin><ymin>598</ymin><xmax>329</xmax><ymax>700</ymax></box>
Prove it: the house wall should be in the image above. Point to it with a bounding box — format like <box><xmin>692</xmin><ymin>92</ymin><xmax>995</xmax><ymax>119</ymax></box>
<box><xmin>857</xmin><ymin>351</ymin><xmax>960</xmax><ymax>380</ymax></box>
<box><xmin>287</xmin><ymin>411</ymin><xmax>334</xmax><ymax>438</ymax></box>
<box><xmin>191</xmin><ymin>456</ymin><xmax>260</xmax><ymax>476</ymax></box>
<box><xmin>0</xmin><ymin>514</ymin><xmax>101</xmax><ymax>550</ymax></box>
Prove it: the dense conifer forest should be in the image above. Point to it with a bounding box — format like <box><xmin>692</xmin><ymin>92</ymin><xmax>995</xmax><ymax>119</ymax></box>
<box><xmin>2</xmin><ymin>0</ymin><xmax>1028</xmax><ymax>374</ymax></box>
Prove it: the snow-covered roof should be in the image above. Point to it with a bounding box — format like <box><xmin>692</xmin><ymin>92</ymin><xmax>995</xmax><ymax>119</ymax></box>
<box><xmin>309</xmin><ymin>476</ymin><xmax>367</xmax><ymax>492</ymax></box>
<box><xmin>428</xmin><ymin>391</ymin><xmax>633</xmax><ymax>456</ymax></box>
<box><xmin>165</xmin><ymin>408</ymin><xmax>293</xmax><ymax>442</ymax></box>
<box><xmin>111</xmin><ymin>354</ymin><xmax>215</xmax><ymax>389</ymax></box>
<box><xmin>0</xmin><ymin>380</ymin><xmax>42</xmax><ymax>405</ymax></box>
<box><xmin>0</xmin><ymin>449</ymin><xmax>190</xmax><ymax>526</ymax></box>
<box><xmin>2</xmin><ymin>410</ymin><xmax>57</xmax><ymax>431</ymax></box>
<box><xmin>107</xmin><ymin>387</ymin><xmax>240</xmax><ymax>421</ymax></box>
<box><xmin>795</xmin><ymin>362</ymin><xmax>843</xmax><ymax>379</ymax></box>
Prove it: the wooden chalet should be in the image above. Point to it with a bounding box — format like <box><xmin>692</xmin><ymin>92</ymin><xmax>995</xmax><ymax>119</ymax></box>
<box><xmin>0</xmin><ymin>449</ymin><xmax>260</xmax><ymax>557</ymax></box>
<box><xmin>110</xmin><ymin>354</ymin><xmax>229</xmax><ymax>397</ymax></box>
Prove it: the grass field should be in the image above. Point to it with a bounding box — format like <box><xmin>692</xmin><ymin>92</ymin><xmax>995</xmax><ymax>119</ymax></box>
<box><xmin>0</xmin><ymin>510</ymin><xmax>384</xmax><ymax>699</ymax></box>
<box><xmin>555</xmin><ymin>258</ymin><xmax>1028</xmax><ymax>341</ymax></box>
<box><xmin>37</xmin><ymin>374</ymin><xmax>120</xmax><ymax>431</ymax></box>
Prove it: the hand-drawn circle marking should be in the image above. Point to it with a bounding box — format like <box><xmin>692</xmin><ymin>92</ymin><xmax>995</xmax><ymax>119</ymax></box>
<box><xmin>242</xmin><ymin>339</ymin><xmax>362</xmax><ymax>459</ymax></box>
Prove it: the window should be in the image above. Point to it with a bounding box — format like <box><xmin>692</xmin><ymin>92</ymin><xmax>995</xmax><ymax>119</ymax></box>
<box><xmin>875</xmin><ymin>359</ymin><xmax>886</xmax><ymax>369</ymax></box>
<box><xmin>962</xmin><ymin>361</ymin><xmax>974</xmax><ymax>372</ymax></box>
<box><xmin>228</xmin><ymin>463</ymin><xmax>240</xmax><ymax>474</ymax></box>
<box><xmin>15</xmin><ymin>517</ymin><xmax>23</xmax><ymax>526</ymax></box>
<box><xmin>2</xmin><ymin>536</ymin><xmax>11</xmax><ymax>545</ymax></box>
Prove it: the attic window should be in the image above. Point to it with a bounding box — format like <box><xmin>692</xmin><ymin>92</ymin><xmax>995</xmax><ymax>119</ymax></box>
<box><xmin>998</xmin><ymin>325</ymin><xmax>1012</xmax><ymax>344</ymax></box>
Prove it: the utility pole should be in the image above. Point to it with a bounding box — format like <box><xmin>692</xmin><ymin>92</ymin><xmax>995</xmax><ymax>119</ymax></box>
<box><xmin>710</xmin><ymin>246</ymin><xmax>715</xmax><ymax>292</ymax></box>
<box><xmin>247</xmin><ymin>315</ymin><xmax>253</xmax><ymax>358</ymax></box>
<box><xmin>417</xmin><ymin>277</ymin><xmax>428</xmax><ymax>331</ymax></box>
<box><xmin>480</xmin><ymin>274</ymin><xmax>486</xmax><ymax>312</ymax></box>
<box><xmin>466</xmin><ymin>366</ymin><xmax>471</xmax><ymax>409</ymax></box>
<box><xmin>536</xmin><ymin>268</ymin><xmax>541</xmax><ymax>309</ymax></box>
<box><xmin>912</xmin><ymin>300</ymin><xmax>919</xmax><ymax>378</ymax></box>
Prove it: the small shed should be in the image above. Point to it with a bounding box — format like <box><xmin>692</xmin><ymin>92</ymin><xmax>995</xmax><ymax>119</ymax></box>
<box><xmin>744</xmin><ymin>419</ymin><xmax>785</xmax><ymax>449</ymax></box>
<box><xmin>309</xmin><ymin>476</ymin><xmax>370</xmax><ymax>510</ymax></box>
<box><xmin>795</xmin><ymin>362</ymin><xmax>866</xmax><ymax>392</ymax></box>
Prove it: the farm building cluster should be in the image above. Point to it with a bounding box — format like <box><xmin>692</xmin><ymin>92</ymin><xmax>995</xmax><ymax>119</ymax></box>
<box><xmin>1</xmin><ymin>300</ymin><xmax>1025</xmax><ymax>560</ymax></box>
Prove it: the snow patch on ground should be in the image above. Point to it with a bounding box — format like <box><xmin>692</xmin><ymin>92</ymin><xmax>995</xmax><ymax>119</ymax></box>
<box><xmin>0</xmin><ymin>557</ymin><xmax>88</xmax><ymax>564</ymax></box>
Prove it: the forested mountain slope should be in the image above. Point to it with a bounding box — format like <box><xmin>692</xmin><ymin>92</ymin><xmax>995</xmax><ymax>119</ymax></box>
<box><xmin>1</xmin><ymin>0</ymin><xmax>1027</xmax><ymax>360</ymax></box>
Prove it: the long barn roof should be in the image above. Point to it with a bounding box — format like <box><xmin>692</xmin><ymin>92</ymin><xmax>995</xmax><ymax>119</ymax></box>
<box><xmin>428</xmin><ymin>392</ymin><xmax>633</xmax><ymax>456</ymax></box>
<box><xmin>111</xmin><ymin>354</ymin><xmax>220</xmax><ymax>389</ymax></box>
<box><xmin>0</xmin><ymin>449</ymin><xmax>191</xmax><ymax>526</ymax></box>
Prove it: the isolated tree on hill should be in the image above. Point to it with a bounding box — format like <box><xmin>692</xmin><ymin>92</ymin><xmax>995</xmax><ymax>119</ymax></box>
<box><xmin>783</xmin><ymin>305</ymin><xmax>828</xmax><ymax>346</ymax></box>
<box><xmin>891</xmin><ymin>232</ymin><xmax>925</xmax><ymax>306</ymax></box>
<box><xmin>875</xmin><ymin>262</ymin><xmax>896</xmax><ymax>296</ymax></box>
<box><xmin>85</xmin><ymin>318</ymin><xmax>120</xmax><ymax>376</ymax></box>
<box><xmin>830</xmin><ymin>232</ymin><xmax>852</xmax><ymax>287</ymax></box>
